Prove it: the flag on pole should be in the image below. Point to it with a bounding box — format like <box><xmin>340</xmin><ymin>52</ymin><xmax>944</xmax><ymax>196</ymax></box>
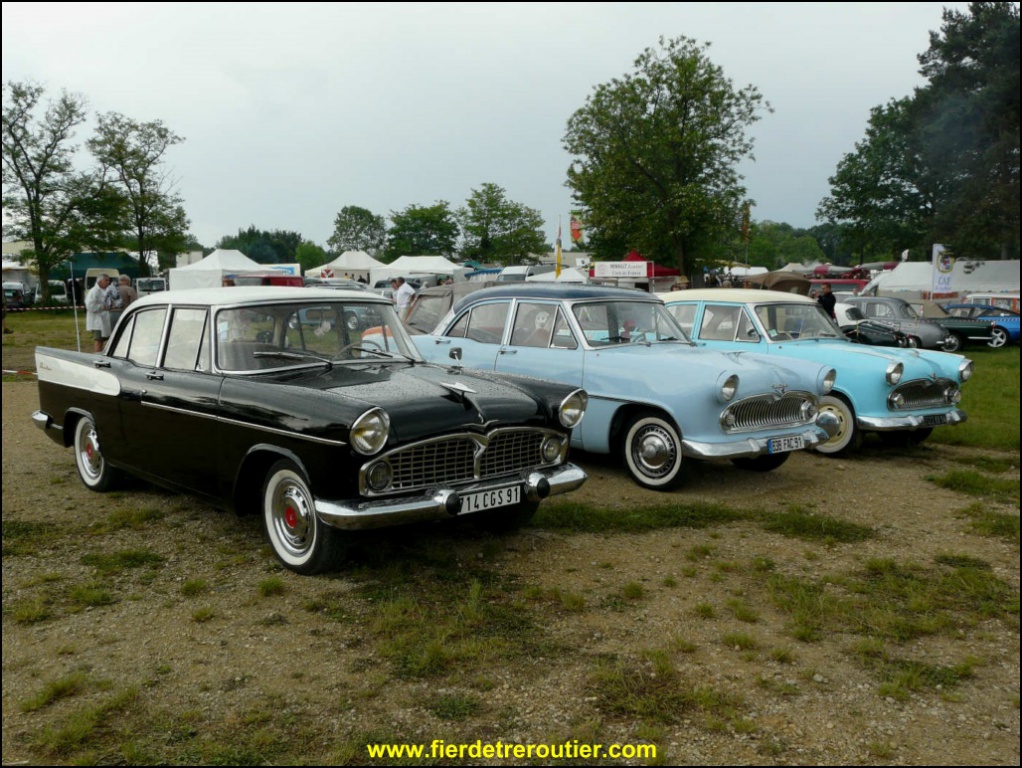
<box><xmin>555</xmin><ymin>216</ymin><xmax>562</xmax><ymax>279</ymax></box>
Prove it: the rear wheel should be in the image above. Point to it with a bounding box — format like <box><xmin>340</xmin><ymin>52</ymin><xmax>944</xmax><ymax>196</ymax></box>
<box><xmin>731</xmin><ymin>452</ymin><xmax>791</xmax><ymax>472</ymax></box>
<box><xmin>262</xmin><ymin>459</ymin><xmax>340</xmax><ymax>575</ymax></box>
<box><xmin>73</xmin><ymin>415</ymin><xmax>118</xmax><ymax>491</ymax></box>
<box><xmin>942</xmin><ymin>333</ymin><xmax>963</xmax><ymax>353</ymax></box>
<box><xmin>814</xmin><ymin>395</ymin><xmax>861</xmax><ymax>456</ymax></box>
<box><xmin>622</xmin><ymin>413</ymin><xmax>687</xmax><ymax>490</ymax></box>
<box><xmin>988</xmin><ymin>327</ymin><xmax>1008</xmax><ymax>348</ymax></box>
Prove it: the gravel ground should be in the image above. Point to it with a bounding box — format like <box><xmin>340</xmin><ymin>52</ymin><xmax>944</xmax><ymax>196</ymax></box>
<box><xmin>2</xmin><ymin>378</ymin><xmax>1019</xmax><ymax>765</ymax></box>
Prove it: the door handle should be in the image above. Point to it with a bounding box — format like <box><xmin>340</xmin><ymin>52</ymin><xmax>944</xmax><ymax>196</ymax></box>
<box><xmin>93</xmin><ymin>360</ymin><xmax>111</xmax><ymax>368</ymax></box>
<box><xmin>499</xmin><ymin>348</ymin><xmax>517</xmax><ymax>355</ymax></box>
<box><xmin>145</xmin><ymin>372</ymin><xmax>164</xmax><ymax>381</ymax></box>
<box><xmin>434</xmin><ymin>338</ymin><xmax>451</xmax><ymax>345</ymax></box>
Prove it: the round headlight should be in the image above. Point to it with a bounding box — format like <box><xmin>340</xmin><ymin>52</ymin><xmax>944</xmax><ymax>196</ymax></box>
<box><xmin>541</xmin><ymin>436</ymin><xmax>564</xmax><ymax>463</ymax></box>
<box><xmin>558</xmin><ymin>390</ymin><xmax>588</xmax><ymax>428</ymax></box>
<box><xmin>821</xmin><ymin>369</ymin><xmax>837</xmax><ymax>395</ymax></box>
<box><xmin>721</xmin><ymin>374</ymin><xmax>739</xmax><ymax>402</ymax></box>
<box><xmin>889</xmin><ymin>392</ymin><xmax>905</xmax><ymax>409</ymax></box>
<box><xmin>958</xmin><ymin>360</ymin><xmax>973</xmax><ymax>382</ymax></box>
<box><xmin>350</xmin><ymin>407</ymin><xmax>390</xmax><ymax>456</ymax></box>
<box><xmin>885</xmin><ymin>362</ymin><xmax>904</xmax><ymax>385</ymax></box>
<box><xmin>366</xmin><ymin>461</ymin><xmax>393</xmax><ymax>491</ymax></box>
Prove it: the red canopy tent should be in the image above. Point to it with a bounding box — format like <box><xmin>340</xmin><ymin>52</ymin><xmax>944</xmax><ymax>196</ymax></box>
<box><xmin>623</xmin><ymin>250</ymin><xmax>681</xmax><ymax>278</ymax></box>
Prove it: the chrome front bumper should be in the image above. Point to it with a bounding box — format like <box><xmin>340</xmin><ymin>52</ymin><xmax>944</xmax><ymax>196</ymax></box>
<box><xmin>681</xmin><ymin>412</ymin><xmax>839</xmax><ymax>460</ymax></box>
<box><xmin>315</xmin><ymin>462</ymin><xmax>587</xmax><ymax>531</ymax></box>
<box><xmin>858</xmin><ymin>409</ymin><xmax>967</xmax><ymax>431</ymax></box>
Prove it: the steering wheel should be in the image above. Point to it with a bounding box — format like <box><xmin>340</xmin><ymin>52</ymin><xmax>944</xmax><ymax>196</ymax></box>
<box><xmin>256</xmin><ymin>330</ymin><xmax>273</xmax><ymax>344</ymax></box>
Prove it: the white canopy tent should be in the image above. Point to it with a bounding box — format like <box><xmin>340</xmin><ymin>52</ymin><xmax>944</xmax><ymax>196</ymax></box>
<box><xmin>305</xmin><ymin>250</ymin><xmax>385</xmax><ymax>280</ymax></box>
<box><xmin>168</xmin><ymin>249</ymin><xmax>263</xmax><ymax>290</ymax></box>
<box><xmin>864</xmin><ymin>259</ymin><xmax>1020</xmax><ymax>298</ymax></box>
<box><xmin>371</xmin><ymin>255</ymin><xmax>468</xmax><ymax>288</ymax></box>
<box><xmin>526</xmin><ymin>267</ymin><xmax>589</xmax><ymax>284</ymax></box>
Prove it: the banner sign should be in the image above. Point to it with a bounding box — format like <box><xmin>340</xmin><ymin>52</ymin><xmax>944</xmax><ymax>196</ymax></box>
<box><xmin>931</xmin><ymin>244</ymin><xmax>954</xmax><ymax>295</ymax></box>
<box><xmin>594</xmin><ymin>261</ymin><xmax>647</xmax><ymax>278</ymax></box>
<box><xmin>570</xmin><ymin>211</ymin><xmax>584</xmax><ymax>244</ymax></box>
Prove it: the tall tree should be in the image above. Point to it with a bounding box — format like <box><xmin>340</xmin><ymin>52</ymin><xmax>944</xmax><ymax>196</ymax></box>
<box><xmin>816</xmin><ymin>98</ymin><xmax>936</xmax><ymax>261</ymax></box>
<box><xmin>215</xmin><ymin>226</ymin><xmax>303</xmax><ymax>264</ymax></box>
<box><xmin>327</xmin><ymin>205</ymin><xmax>386</xmax><ymax>255</ymax></box>
<box><xmin>563</xmin><ymin>36</ymin><xmax>769</xmax><ymax>275</ymax></box>
<box><xmin>385</xmin><ymin>201</ymin><xmax>459</xmax><ymax>260</ymax></box>
<box><xmin>456</xmin><ymin>183</ymin><xmax>545</xmax><ymax>265</ymax></box>
<box><xmin>87</xmin><ymin>113</ymin><xmax>190</xmax><ymax>275</ymax></box>
<box><xmin>2</xmin><ymin>82</ymin><xmax>123</xmax><ymax>301</ymax></box>
<box><xmin>295</xmin><ymin>241</ymin><xmax>329</xmax><ymax>273</ymax></box>
<box><xmin>916</xmin><ymin>1</ymin><xmax>1019</xmax><ymax>258</ymax></box>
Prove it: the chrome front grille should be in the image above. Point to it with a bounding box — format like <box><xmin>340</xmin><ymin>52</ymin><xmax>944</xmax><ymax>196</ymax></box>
<box><xmin>361</xmin><ymin>428</ymin><xmax>559</xmax><ymax>496</ymax></box>
<box><xmin>890</xmin><ymin>378</ymin><xmax>956</xmax><ymax>410</ymax></box>
<box><xmin>721</xmin><ymin>392</ymin><xmax>814</xmax><ymax>433</ymax></box>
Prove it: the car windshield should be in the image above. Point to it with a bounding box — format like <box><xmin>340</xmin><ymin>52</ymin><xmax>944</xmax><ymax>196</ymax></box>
<box><xmin>894</xmin><ymin>302</ymin><xmax>920</xmax><ymax>319</ymax></box>
<box><xmin>843</xmin><ymin>306</ymin><xmax>866</xmax><ymax>321</ymax></box>
<box><xmin>754</xmin><ymin>303</ymin><xmax>842</xmax><ymax>340</ymax></box>
<box><xmin>215</xmin><ymin>301</ymin><xmax>421</xmax><ymax>371</ymax></box>
<box><xmin>571</xmin><ymin>300</ymin><xmax>688</xmax><ymax>346</ymax></box>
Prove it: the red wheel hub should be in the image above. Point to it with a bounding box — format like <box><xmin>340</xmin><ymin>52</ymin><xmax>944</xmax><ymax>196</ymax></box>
<box><xmin>284</xmin><ymin>506</ymin><xmax>298</xmax><ymax>529</ymax></box>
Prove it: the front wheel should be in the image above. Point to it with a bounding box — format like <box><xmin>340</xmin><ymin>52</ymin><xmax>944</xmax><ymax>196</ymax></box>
<box><xmin>262</xmin><ymin>459</ymin><xmax>339</xmax><ymax>575</ymax></box>
<box><xmin>988</xmin><ymin>327</ymin><xmax>1009</xmax><ymax>348</ymax></box>
<box><xmin>74</xmin><ymin>415</ymin><xmax>118</xmax><ymax>491</ymax></box>
<box><xmin>731</xmin><ymin>452</ymin><xmax>791</xmax><ymax>472</ymax></box>
<box><xmin>622</xmin><ymin>413</ymin><xmax>687</xmax><ymax>491</ymax></box>
<box><xmin>814</xmin><ymin>395</ymin><xmax>861</xmax><ymax>456</ymax></box>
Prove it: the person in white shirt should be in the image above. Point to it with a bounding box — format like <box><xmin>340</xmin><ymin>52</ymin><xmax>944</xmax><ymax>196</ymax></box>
<box><xmin>392</xmin><ymin>276</ymin><xmax>416</xmax><ymax>321</ymax></box>
<box><xmin>86</xmin><ymin>274</ymin><xmax>113</xmax><ymax>352</ymax></box>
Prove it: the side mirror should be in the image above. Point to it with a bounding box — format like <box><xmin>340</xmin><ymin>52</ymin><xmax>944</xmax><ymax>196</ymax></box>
<box><xmin>449</xmin><ymin>347</ymin><xmax>462</xmax><ymax>362</ymax></box>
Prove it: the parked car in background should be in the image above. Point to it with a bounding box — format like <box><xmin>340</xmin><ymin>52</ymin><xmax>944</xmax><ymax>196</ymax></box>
<box><xmin>844</xmin><ymin>296</ymin><xmax>953</xmax><ymax>350</ymax></box>
<box><xmin>413</xmin><ymin>285</ymin><xmax>839</xmax><ymax>490</ymax></box>
<box><xmin>32</xmin><ymin>287</ymin><xmax>589</xmax><ymax>574</ymax></box>
<box><xmin>963</xmin><ymin>292</ymin><xmax>1020</xmax><ymax>313</ymax></box>
<box><xmin>943</xmin><ymin>304</ymin><xmax>1020</xmax><ymax>348</ymax></box>
<box><xmin>3</xmin><ymin>282</ymin><xmax>27</xmax><ymax>309</ymax></box>
<box><xmin>230</xmin><ymin>273</ymin><xmax>305</xmax><ymax>288</ymax></box>
<box><xmin>834</xmin><ymin>303</ymin><xmax>909</xmax><ymax>347</ymax></box>
<box><xmin>659</xmin><ymin>289</ymin><xmax>972</xmax><ymax>455</ymax></box>
<box><xmin>34</xmin><ymin>280</ymin><xmax>69</xmax><ymax>305</ymax></box>
<box><xmin>907</xmin><ymin>300</ymin><xmax>995</xmax><ymax>352</ymax></box>
<box><xmin>135</xmin><ymin>277</ymin><xmax>167</xmax><ymax>296</ymax></box>
<box><xmin>497</xmin><ymin>265</ymin><xmax>557</xmax><ymax>282</ymax></box>
<box><xmin>304</xmin><ymin>277</ymin><xmax>368</xmax><ymax>292</ymax></box>
<box><xmin>404</xmin><ymin>281</ymin><xmax>497</xmax><ymax>335</ymax></box>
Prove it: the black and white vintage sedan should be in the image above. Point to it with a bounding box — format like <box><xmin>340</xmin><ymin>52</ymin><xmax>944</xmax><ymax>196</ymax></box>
<box><xmin>33</xmin><ymin>287</ymin><xmax>588</xmax><ymax>574</ymax></box>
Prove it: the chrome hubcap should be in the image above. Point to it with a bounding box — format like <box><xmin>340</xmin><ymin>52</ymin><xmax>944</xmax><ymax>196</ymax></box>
<box><xmin>632</xmin><ymin>426</ymin><xmax>677</xmax><ymax>478</ymax></box>
<box><xmin>272</xmin><ymin>482</ymin><xmax>313</xmax><ymax>557</ymax></box>
<box><xmin>79</xmin><ymin>428</ymin><xmax>103</xmax><ymax>479</ymax></box>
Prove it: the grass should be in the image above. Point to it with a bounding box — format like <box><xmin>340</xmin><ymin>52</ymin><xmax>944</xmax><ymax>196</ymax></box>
<box><xmin>928</xmin><ymin>469</ymin><xmax>1020</xmax><ymax>505</ymax></box>
<box><xmin>930</xmin><ymin>346</ymin><xmax>1020</xmax><ymax>452</ymax></box>
<box><xmin>257</xmin><ymin>577</ymin><xmax>286</xmax><ymax>597</ymax></box>
<box><xmin>80</xmin><ymin>549</ymin><xmax>164</xmax><ymax>574</ymax></box>
<box><xmin>959</xmin><ymin>503</ymin><xmax>1020</xmax><ymax>544</ymax></box>
<box><xmin>534</xmin><ymin>500</ymin><xmax>746</xmax><ymax>533</ymax></box>
<box><xmin>761</xmin><ymin>506</ymin><xmax>875</xmax><ymax>544</ymax></box>
<box><xmin>21</xmin><ymin>671</ymin><xmax>90</xmax><ymax>712</ymax></box>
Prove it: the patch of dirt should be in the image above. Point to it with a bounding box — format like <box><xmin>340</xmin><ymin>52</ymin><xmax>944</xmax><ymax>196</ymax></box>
<box><xmin>2</xmin><ymin>380</ymin><xmax>1019</xmax><ymax>765</ymax></box>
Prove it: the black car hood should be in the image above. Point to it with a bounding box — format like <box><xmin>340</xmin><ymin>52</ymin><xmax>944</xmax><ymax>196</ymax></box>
<box><xmin>315</xmin><ymin>363</ymin><xmax>548</xmax><ymax>442</ymax></box>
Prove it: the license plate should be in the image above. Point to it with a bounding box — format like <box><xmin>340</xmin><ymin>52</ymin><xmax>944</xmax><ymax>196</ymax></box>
<box><xmin>462</xmin><ymin>485</ymin><xmax>522</xmax><ymax>514</ymax></box>
<box><xmin>922</xmin><ymin>414</ymin><xmax>948</xmax><ymax>427</ymax></box>
<box><xmin>768</xmin><ymin>435</ymin><xmax>805</xmax><ymax>454</ymax></box>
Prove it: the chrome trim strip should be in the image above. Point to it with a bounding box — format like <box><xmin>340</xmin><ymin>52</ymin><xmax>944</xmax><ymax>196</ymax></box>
<box><xmin>858</xmin><ymin>409</ymin><xmax>967</xmax><ymax>431</ymax></box>
<box><xmin>140</xmin><ymin>401</ymin><xmax>348</xmax><ymax>446</ymax></box>
<box><xmin>682</xmin><ymin>425</ymin><xmax>830</xmax><ymax>459</ymax></box>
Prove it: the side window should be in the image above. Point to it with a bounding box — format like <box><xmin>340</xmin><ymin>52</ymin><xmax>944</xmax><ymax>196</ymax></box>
<box><xmin>110</xmin><ymin>314</ymin><xmax>135</xmax><ymax>358</ymax></box>
<box><xmin>164</xmin><ymin>308</ymin><xmax>209</xmax><ymax>371</ymax></box>
<box><xmin>445</xmin><ymin>302</ymin><xmax>510</xmax><ymax>344</ymax></box>
<box><xmin>126</xmin><ymin>308</ymin><xmax>168</xmax><ymax>367</ymax></box>
<box><xmin>699</xmin><ymin>305</ymin><xmax>742</xmax><ymax>341</ymax></box>
<box><xmin>510</xmin><ymin>302</ymin><xmax>557</xmax><ymax>348</ymax></box>
<box><xmin>736</xmin><ymin>309</ymin><xmax>760</xmax><ymax>343</ymax></box>
<box><xmin>667</xmin><ymin>304</ymin><xmax>697</xmax><ymax>337</ymax></box>
<box><xmin>551</xmin><ymin>309</ymin><xmax>578</xmax><ymax>350</ymax></box>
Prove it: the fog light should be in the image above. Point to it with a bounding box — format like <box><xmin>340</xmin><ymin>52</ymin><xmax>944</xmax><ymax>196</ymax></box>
<box><xmin>366</xmin><ymin>461</ymin><xmax>393</xmax><ymax>492</ymax></box>
<box><xmin>541</xmin><ymin>436</ymin><xmax>563</xmax><ymax>463</ymax></box>
<box><xmin>720</xmin><ymin>410</ymin><xmax>737</xmax><ymax>429</ymax></box>
<box><xmin>945</xmin><ymin>386</ymin><xmax>961</xmax><ymax>404</ymax></box>
<box><xmin>889</xmin><ymin>393</ymin><xmax>905</xmax><ymax>409</ymax></box>
<box><xmin>801</xmin><ymin>401</ymin><xmax>818</xmax><ymax>421</ymax></box>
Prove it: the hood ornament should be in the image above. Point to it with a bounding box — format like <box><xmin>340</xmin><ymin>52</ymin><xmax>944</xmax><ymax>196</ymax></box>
<box><xmin>772</xmin><ymin>382</ymin><xmax>789</xmax><ymax>396</ymax></box>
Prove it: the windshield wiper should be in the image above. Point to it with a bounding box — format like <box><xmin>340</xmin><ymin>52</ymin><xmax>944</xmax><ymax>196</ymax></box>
<box><xmin>253</xmin><ymin>350</ymin><xmax>333</xmax><ymax>368</ymax></box>
<box><xmin>342</xmin><ymin>347</ymin><xmax>417</xmax><ymax>363</ymax></box>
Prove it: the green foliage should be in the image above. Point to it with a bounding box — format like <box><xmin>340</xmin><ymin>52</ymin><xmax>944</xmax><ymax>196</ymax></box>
<box><xmin>385</xmin><ymin>201</ymin><xmax>459</xmax><ymax>260</ymax></box>
<box><xmin>215</xmin><ymin>225</ymin><xmax>303</xmax><ymax>264</ymax></box>
<box><xmin>456</xmin><ymin>182</ymin><xmax>546</xmax><ymax>265</ymax></box>
<box><xmin>563</xmin><ymin>36</ymin><xmax>769</xmax><ymax>274</ymax></box>
<box><xmin>87</xmin><ymin>112</ymin><xmax>190</xmax><ymax>275</ymax></box>
<box><xmin>327</xmin><ymin>205</ymin><xmax>387</xmax><ymax>255</ymax></box>
<box><xmin>930</xmin><ymin>347</ymin><xmax>1020</xmax><ymax>451</ymax></box>
<box><xmin>295</xmin><ymin>240</ymin><xmax>329</xmax><ymax>273</ymax></box>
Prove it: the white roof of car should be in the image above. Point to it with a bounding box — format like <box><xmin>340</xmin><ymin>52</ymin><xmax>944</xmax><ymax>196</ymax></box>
<box><xmin>657</xmin><ymin>288</ymin><xmax>815</xmax><ymax>304</ymax></box>
<box><xmin>131</xmin><ymin>286</ymin><xmax>387</xmax><ymax>308</ymax></box>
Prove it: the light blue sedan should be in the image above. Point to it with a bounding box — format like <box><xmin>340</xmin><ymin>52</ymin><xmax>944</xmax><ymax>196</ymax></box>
<box><xmin>659</xmin><ymin>289</ymin><xmax>973</xmax><ymax>455</ymax></box>
<box><xmin>413</xmin><ymin>285</ymin><xmax>839</xmax><ymax>490</ymax></box>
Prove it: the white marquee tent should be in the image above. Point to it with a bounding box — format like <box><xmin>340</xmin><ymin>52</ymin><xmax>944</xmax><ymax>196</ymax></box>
<box><xmin>864</xmin><ymin>260</ymin><xmax>1020</xmax><ymax>298</ymax></box>
<box><xmin>168</xmin><ymin>249</ymin><xmax>263</xmax><ymax>290</ymax></box>
<box><xmin>305</xmin><ymin>250</ymin><xmax>385</xmax><ymax>279</ymax></box>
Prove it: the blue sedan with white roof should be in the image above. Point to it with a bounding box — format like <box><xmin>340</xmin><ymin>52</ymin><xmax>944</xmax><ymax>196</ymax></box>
<box><xmin>659</xmin><ymin>289</ymin><xmax>973</xmax><ymax>455</ymax></box>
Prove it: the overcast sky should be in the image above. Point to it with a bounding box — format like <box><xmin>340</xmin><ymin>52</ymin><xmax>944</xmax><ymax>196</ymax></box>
<box><xmin>2</xmin><ymin>2</ymin><xmax>970</xmax><ymax>251</ymax></box>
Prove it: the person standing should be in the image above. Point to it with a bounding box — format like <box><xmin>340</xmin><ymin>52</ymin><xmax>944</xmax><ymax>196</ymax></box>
<box><xmin>86</xmin><ymin>274</ymin><xmax>113</xmax><ymax>352</ymax></box>
<box><xmin>392</xmin><ymin>276</ymin><xmax>416</xmax><ymax>321</ymax></box>
<box><xmin>817</xmin><ymin>282</ymin><xmax>837</xmax><ymax>320</ymax></box>
<box><xmin>111</xmin><ymin>275</ymin><xmax>137</xmax><ymax>328</ymax></box>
